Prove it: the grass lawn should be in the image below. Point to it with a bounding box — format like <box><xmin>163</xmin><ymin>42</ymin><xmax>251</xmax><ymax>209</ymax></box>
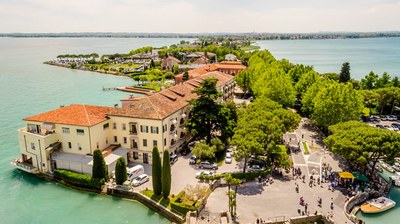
<box><xmin>302</xmin><ymin>142</ymin><xmax>310</xmax><ymax>154</ymax></box>
<box><xmin>141</xmin><ymin>189</ymin><xmax>173</xmax><ymax>209</ymax></box>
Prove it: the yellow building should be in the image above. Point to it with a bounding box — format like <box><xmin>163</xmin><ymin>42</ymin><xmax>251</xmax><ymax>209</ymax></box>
<box><xmin>12</xmin><ymin>71</ymin><xmax>234</xmax><ymax>174</ymax></box>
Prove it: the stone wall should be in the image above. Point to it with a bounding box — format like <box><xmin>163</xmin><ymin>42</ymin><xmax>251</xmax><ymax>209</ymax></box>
<box><xmin>108</xmin><ymin>188</ymin><xmax>185</xmax><ymax>224</ymax></box>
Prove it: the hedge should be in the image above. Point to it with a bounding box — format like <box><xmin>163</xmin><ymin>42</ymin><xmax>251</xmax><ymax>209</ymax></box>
<box><xmin>54</xmin><ymin>169</ymin><xmax>105</xmax><ymax>190</ymax></box>
<box><xmin>170</xmin><ymin>191</ymin><xmax>202</xmax><ymax>215</ymax></box>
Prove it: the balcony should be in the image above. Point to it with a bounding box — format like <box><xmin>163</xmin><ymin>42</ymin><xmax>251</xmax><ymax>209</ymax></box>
<box><xmin>129</xmin><ymin>131</ymin><xmax>138</xmax><ymax>135</ymax></box>
<box><xmin>11</xmin><ymin>158</ymin><xmax>39</xmax><ymax>174</ymax></box>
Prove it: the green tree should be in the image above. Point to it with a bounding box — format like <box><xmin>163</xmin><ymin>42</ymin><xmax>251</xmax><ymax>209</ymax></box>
<box><xmin>219</xmin><ymin>101</ymin><xmax>238</xmax><ymax>143</ymax></box>
<box><xmin>392</xmin><ymin>76</ymin><xmax>400</xmax><ymax>87</ymax></box>
<box><xmin>324</xmin><ymin>121</ymin><xmax>400</xmax><ymax>174</ymax></box>
<box><xmin>232</xmin><ymin>98</ymin><xmax>300</xmax><ymax>173</ymax></box>
<box><xmin>92</xmin><ymin>149</ymin><xmax>107</xmax><ymax>179</ymax></box>
<box><xmin>192</xmin><ymin>141</ymin><xmax>216</xmax><ymax>160</ymax></box>
<box><xmin>162</xmin><ymin>150</ymin><xmax>171</xmax><ymax>198</ymax></box>
<box><xmin>361</xmin><ymin>71</ymin><xmax>378</xmax><ymax>90</ymax></box>
<box><xmin>376</xmin><ymin>72</ymin><xmax>392</xmax><ymax>89</ymax></box>
<box><xmin>152</xmin><ymin>147</ymin><xmax>162</xmax><ymax>195</ymax></box>
<box><xmin>115</xmin><ymin>157</ymin><xmax>127</xmax><ymax>185</ymax></box>
<box><xmin>295</xmin><ymin>70</ymin><xmax>320</xmax><ymax>100</ymax></box>
<box><xmin>301</xmin><ymin>79</ymin><xmax>334</xmax><ymax>116</ymax></box>
<box><xmin>339</xmin><ymin>62</ymin><xmax>351</xmax><ymax>83</ymax></box>
<box><xmin>186</xmin><ymin>78</ymin><xmax>225</xmax><ymax>144</ymax></box>
<box><xmin>311</xmin><ymin>82</ymin><xmax>363</xmax><ymax>131</ymax></box>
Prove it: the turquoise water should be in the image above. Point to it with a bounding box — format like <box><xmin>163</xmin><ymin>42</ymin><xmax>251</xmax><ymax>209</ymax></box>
<box><xmin>0</xmin><ymin>38</ymin><xmax>193</xmax><ymax>224</ymax></box>
<box><xmin>257</xmin><ymin>37</ymin><xmax>400</xmax><ymax>79</ymax></box>
<box><xmin>356</xmin><ymin>171</ymin><xmax>400</xmax><ymax>224</ymax></box>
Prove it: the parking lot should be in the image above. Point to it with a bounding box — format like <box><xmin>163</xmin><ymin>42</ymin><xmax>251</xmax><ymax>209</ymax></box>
<box><xmin>129</xmin><ymin>152</ymin><xmax>241</xmax><ymax>194</ymax></box>
<box><xmin>364</xmin><ymin>115</ymin><xmax>400</xmax><ymax>133</ymax></box>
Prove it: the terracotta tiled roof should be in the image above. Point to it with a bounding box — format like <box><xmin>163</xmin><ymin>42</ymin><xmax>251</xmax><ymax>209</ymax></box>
<box><xmin>108</xmin><ymin>71</ymin><xmax>234</xmax><ymax>120</ymax></box>
<box><xmin>24</xmin><ymin>104</ymin><xmax>112</xmax><ymax>126</ymax></box>
<box><xmin>191</xmin><ymin>57</ymin><xmax>209</xmax><ymax>65</ymax></box>
<box><xmin>175</xmin><ymin>62</ymin><xmax>247</xmax><ymax>80</ymax></box>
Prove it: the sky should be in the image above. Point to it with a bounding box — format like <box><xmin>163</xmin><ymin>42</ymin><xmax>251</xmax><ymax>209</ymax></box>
<box><xmin>1</xmin><ymin>0</ymin><xmax>400</xmax><ymax>33</ymax></box>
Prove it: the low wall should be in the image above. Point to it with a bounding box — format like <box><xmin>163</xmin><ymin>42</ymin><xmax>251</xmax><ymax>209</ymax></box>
<box><xmin>344</xmin><ymin>192</ymin><xmax>369</xmax><ymax>223</ymax></box>
<box><xmin>108</xmin><ymin>188</ymin><xmax>185</xmax><ymax>224</ymax></box>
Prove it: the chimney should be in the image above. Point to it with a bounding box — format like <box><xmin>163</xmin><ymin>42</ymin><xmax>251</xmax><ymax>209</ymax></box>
<box><xmin>129</xmin><ymin>94</ymin><xmax>134</xmax><ymax>99</ymax></box>
<box><xmin>114</xmin><ymin>104</ymin><xmax>118</xmax><ymax>108</ymax></box>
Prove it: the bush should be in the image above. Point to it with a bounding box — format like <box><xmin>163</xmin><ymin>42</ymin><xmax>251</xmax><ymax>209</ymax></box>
<box><xmin>54</xmin><ymin>169</ymin><xmax>105</xmax><ymax>189</ymax></box>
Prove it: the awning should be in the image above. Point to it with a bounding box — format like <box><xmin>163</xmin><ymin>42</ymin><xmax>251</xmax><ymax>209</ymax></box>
<box><xmin>352</xmin><ymin>172</ymin><xmax>369</xmax><ymax>182</ymax></box>
<box><xmin>338</xmin><ymin>172</ymin><xmax>355</xmax><ymax>179</ymax></box>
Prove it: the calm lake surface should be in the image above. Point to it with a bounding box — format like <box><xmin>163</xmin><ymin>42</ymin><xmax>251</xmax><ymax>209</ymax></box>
<box><xmin>1</xmin><ymin>37</ymin><xmax>399</xmax><ymax>224</ymax></box>
<box><xmin>257</xmin><ymin>37</ymin><xmax>400</xmax><ymax>79</ymax></box>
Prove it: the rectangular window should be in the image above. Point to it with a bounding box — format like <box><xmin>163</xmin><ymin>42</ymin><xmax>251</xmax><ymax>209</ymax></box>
<box><xmin>163</xmin><ymin>124</ymin><xmax>167</xmax><ymax>132</ymax></box>
<box><xmin>123</xmin><ymin>137</ymin><xmax>127</xmax><ymax>144</ymax></box>
<box><xmin>62</xmin><ymin>127</ymin><xmax>70</xmax><ymax>134</ymax></box>
<box><xmin>164</xmin><ymin>138</ymin><xmax>167</xmax><ymax>146</ymax></box>
<box><xmin>68</xmin><ymin>142</ymin><xmax>72</xmax><ymax>149</ymax></box>
<box><xmin>133</xmin><ymin>152</ymin><xmax>139</xmax><ymax>160</ymax></box>
<box><xmin>112</xmin><ymin>122</ymin><xmax>117</xmax><ymax>129</ymax></box>
<box><xmin>77</xmin><ymin>129</ymin><xmax>84</xmax><ymax>135</ymax></box>
<box><xmin>31</xmin><ymin>143</ymin><xmax>35</xmax><ymax>150</ymax></box>
<box><xmin>153</xmin><ymin>140</ymin><xmax>157</xmax><ymax>147</ymax></box>
<box><xmin>103</xmin><ymin>123</ymin><xmax>109</xmax><ymax>130</ymax></box>
<box><xmin>114</xmin><ymin>136</ymin><xmax>117</xmax><ymax>142</ymax></box>
<box><xmin>122</xmin><ymin>123</ymin><xmax>126</xmax><ymax>131</ymax></box>
<box><xmin>151</xmin><ymin>126</ymin><xmax>159</xmax><ymax>134</ymax></box>
<box><xmin>77</xmin><ymin>143</ymin><xmax>82</xmax><ymax>150</ymax></box>
<box><xmin>140</xmin><ymin>125</ymin><xmax>148</xmax><ymax>133</ymax></box>
<box><xmin>143</xmin><ymin>139</ymin><xmax>147</xmax><ymax>147</ymax></box>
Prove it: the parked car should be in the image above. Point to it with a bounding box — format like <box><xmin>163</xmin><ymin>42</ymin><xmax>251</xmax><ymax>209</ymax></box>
<box><xmin>132</xmin><ymin>174</ymin><xmax>149</xmax><ymax>186</ymax></box>
<box><xmin>225</xmin><ymin>152</ymin><xmax>232</xmax><ymax>164</ymax></box>
<box><xmin>199</xmin><ymin>161</ymin><xmax>218</xmax><ymax>170</ymax></box>
<box><xmin>248</xmin><ymin>164</ymin><xmax>266</xmax><ymax>172</ymax></box>
<box><xmin>376</xmin><ymin>124</ymin><xmax>384</xmax><ymax>129</ymax></box>
<box><xmin>170</xmin><ymin>154</ymin><xmax>178</xmax><ymax>164</ymax></box>
<box><xmin>195</xmin><ymin>170</ymin><xmax>215</xmax><ymax>179</ymax></box>
<box><xmin>391</xmin><ymin>125</ymin><xmax>399</xmax><ymax>131</ymax></box>
<box><xmin>189</xmin><ymin>155</ymin><xmax>197</xmax><ymax>165</ymax></box>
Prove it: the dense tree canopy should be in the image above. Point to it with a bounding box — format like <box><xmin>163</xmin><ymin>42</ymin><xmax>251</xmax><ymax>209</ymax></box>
<box><xmin>311</xmin><ymin>82</ymin><xmax>363</xmax><ymax>130</ymax></box>
<box><xmin>187</xmin><ymin>78</ymin><xmax>229</xmax><ymax>144</ymax></box>
<box><xmin>324</xmin><ymin>121</ymin><xmax>400</xmax><ymax>174</ymax></box>
<box><xmin>231</xmin><ymin>98</ymin><xmax>301</xmax><ymax>172</ymax></box>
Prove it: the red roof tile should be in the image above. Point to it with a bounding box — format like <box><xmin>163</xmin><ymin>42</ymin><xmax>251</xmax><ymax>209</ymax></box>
<box><xmin>24</xmin><ymin>104</ymin><xmax>112</xmax><ymax>126</ymax></box>
<box><xmin>109</xmin><ymin>71</ymin><xmax>234</xmax><ymax>120</ymax></box>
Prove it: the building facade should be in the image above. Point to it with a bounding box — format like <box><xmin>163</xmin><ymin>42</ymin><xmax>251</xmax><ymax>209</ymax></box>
<box><xmin>13</xmin><ymin>71</ymin><xmax>235</xmax><ymax>174</ymax></box>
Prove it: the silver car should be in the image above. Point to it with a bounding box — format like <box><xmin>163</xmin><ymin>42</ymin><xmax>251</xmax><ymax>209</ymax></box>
<box><xmin>132</xmin><ymin>174</ymin><xmax>149</xmax><ymax>186</ymax></box>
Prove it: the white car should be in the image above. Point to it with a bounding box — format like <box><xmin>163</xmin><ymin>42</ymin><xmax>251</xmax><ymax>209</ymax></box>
<box><xmin>195</xmin><ymin>170</ymin><xmax>215</xmax><ymax>179</ymax></box>
<box><xmin>225</xmin><ymin>153</ymin><xmax>232</xmax><ymax>164</ymax></box>
<box><xmin>132</xmin><ymin>174</ymin><xmax>149</xmax><ymax>186</ymax></box>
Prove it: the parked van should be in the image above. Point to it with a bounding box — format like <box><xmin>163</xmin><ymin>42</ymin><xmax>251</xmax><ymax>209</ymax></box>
<box><xmin>127</xmin><ymin>165</ymin><xmax>144</xmax><ymax>181</ymax></box>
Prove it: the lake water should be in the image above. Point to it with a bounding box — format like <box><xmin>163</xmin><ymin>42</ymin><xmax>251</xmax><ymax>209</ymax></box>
<box><xmin>257</xmin><ymin>37</ymin><xmax>400</xmax><ymax>80</ymax></box>
<box><xmin>0</xmin><ymin>37</ymin><xmax>195</xmax><ymax>224</ymax></box>
<box><xmin>1</xmin><ymin>37</ymin><xmax>399</xmax><ymax>224</ymax></box>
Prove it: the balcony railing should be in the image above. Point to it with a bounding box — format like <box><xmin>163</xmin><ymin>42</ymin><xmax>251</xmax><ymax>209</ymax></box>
<box><xmin>129</xmin><ymin>131</ymin><xmax>138</xmax><ymax>135</ymax></box>
<box><xmin>11</xmin><ymin>158</ymin><xmax>39</xmax><ymax>174</ymax></box>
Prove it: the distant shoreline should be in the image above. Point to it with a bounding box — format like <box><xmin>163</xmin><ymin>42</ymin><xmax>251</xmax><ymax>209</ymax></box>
<box><xmin>2</xmin><ymin>32</ymin><xmax>400</xmax><ymax>40</ymax></box>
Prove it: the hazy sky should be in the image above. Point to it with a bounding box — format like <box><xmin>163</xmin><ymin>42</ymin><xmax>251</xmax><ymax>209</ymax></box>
<box><xmin>1</xmin><ymin>0</ymin><xmax>400</xmax><ymax>33</ymax></box>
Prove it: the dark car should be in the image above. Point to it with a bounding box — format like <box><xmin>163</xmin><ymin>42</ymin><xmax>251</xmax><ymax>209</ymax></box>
<box><xmin>376</xmin><ymin>124</ymin><xmax>384</xmax><ymax>129</ymax></box>
<box><xmin>170</xmin><ymin>154</ymin><xmax>178</xmax><ymax>164</ymax></box>
<box><xmin>199</xmin><ymin>161</ymin><xmax>218</xmax><ymax>170</ymax></box>
<box><xmin>189</xmin><ymin>155</ymin><xmax>197</xmax><ymax>165</ymax></box>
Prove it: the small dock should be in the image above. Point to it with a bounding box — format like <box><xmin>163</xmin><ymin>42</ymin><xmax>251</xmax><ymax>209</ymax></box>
<box><xmin>102</xmin><ymin>87</ymin><xmax>117</xmax><ymax>91</ymax></box>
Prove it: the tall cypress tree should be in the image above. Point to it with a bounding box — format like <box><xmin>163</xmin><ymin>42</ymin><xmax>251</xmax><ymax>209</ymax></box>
<box><xmin>162</xmin><ymin>150</ymin><xmax>171</xmax><ymax>198</ymax></box>
<box><xmin>152</xmin><ymin>147</ymin><xmax>162</xmax><ymax>195</ymax></box>
<box><xmin>339</xmin><ymin>62</ymin><xmax>351</xmax><ymax>83</ymax></box>
<box><xmin>92</xmin><ymin>149</ymin><xmax>107</xmax><ymax>179</ymax></box>
<box><xmin>115</xmin><ymin>157</ymin><xmax>127</xmax><ymax>185</ymax></box>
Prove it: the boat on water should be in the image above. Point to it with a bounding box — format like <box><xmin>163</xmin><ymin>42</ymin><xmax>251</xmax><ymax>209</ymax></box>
<box><xmin>360</xmin><ymin>197</ymin><xmax>396</xmax><ymax>213</ymax></box>
<box><xmin>392</xmin><ymin>164</ymin><xmax>400</xmax><ymax>172</ymax></box>
<box><xmin>394</xmin><ymin>157</ymin><xmax>400</xmax><ymax>164</ymax></box>
<box><xmin>390</xmin><ymin>176</ymin><xmax>400</xmax><ymax>187</ymax></box>
<box><xmin>380</xmin><ymin>161</ymin><xmax>395</xmax><ymax>173</ymax></box>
